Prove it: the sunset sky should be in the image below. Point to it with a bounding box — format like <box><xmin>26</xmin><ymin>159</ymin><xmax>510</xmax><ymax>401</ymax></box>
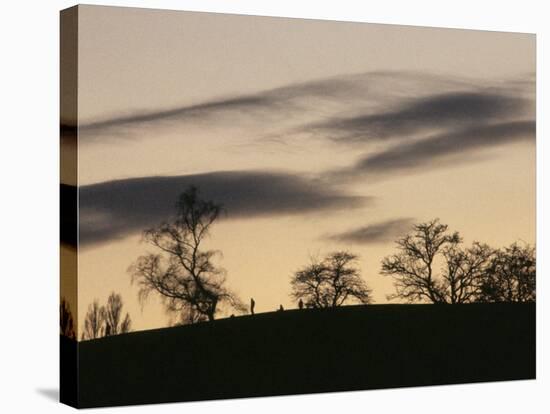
<box><xmin>63</xmin><ymin>5</ymin><xmax>535</xmax><ymax>336</ymax></box>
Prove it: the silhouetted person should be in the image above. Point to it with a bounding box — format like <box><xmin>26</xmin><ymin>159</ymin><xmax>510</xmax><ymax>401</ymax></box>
<box><xmin>278</xmin><ymin>304</ymin><xmax>284</xmax><ymax>312</ymax></box>
<box><xmin>250</xmin><ymin>298</ymin><xmax>255</xmax><ymax>315</ymax></box>
<box><xmin>298</xmin><ymin>299</ymin><xmax>304</xmax><ymax>310</ymax></box>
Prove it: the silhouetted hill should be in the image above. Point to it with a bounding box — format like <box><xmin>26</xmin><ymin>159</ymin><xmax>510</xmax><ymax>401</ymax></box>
<box><xmin>62</xmin><ymin>303</ymin><xmax>535</xmax><ymax>408</ymax></box>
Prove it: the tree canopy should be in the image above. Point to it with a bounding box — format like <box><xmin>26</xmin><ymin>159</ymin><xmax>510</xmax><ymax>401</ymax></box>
<box><xmin>381</xmin><ymin>219</ymin><xmax>535</xmax><ymax>304</ymax></box>
<box><xmin>60</xmin><ymin>298</ymin><xmax>76</xmax><ymax>339</ymax></box>
<box><xmin>81</xmin><ymin>293</ymin><xmax>132</xmax><ymax>340</ymax></box>
<box><xmin>130</xmin><ymin>186</ymin><xmax>245</xmax><ymax>324</ymax></box>
<box><xmin>381</xmin><ymin>219</ymin><xmax>493</xmax><ymax>304</ymax></box>
<box><xmin>291</xmin><ymin>251</ymin><xmax>372</xmax><ymax>308</ymax></box>
<box><xmin>478</xmin><ymin>243</ymin><xmax>536</xmax><ymax>303</ymax></box>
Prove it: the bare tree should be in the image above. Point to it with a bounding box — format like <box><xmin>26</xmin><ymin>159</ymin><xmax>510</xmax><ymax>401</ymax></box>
<box><xmin>81</xmin><ymin>294</ymin><xmax>132</xmax><ymax>340</ymax></box>
<box><xmin>441</xmin><ymin>242</ymin><xmax>494</xmax><ymax>304</ymax></box>
<box><xmin>291</xmin><ymin>256</ymin><xmax>328</xmax><ymax>308</ymax></box>
<box><xmin>82</xmin><ymin>300</ymin><xmax>104</xmax><ymax>340</ymax></box>
<box><xmin>381</xmin><ymin>219</ymin><xmax>493</xmax><ymax>304</ymax></box>
<box><xmin>478</xmin><ymin>243</ymin><xmax>536</xmax><ymax>303</ymax></box>
<box><xmin>103</xmin><ymin>292</ymin><xmax>132</xmax><ymax>336</ymax></box>
<box><xmin>60</xmin><ymin>298</ymin><xmax>76</xmax><ymax>339</ymax></box>
<box><xmin>291</xmin><ymin>251</ymin><xmax>372</xmax><ymax>308</ymax></box>
<box><xmin>130</xmin><ymin>186</ymin><xmax>245</xmax><ymax>324</ymax></box>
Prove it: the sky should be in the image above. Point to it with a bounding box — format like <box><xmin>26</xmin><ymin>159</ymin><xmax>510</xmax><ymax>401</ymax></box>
<box><xmin>62</xmin><ymin>5</ymin><xmax>535</xmax><ymax>337</ymax></box>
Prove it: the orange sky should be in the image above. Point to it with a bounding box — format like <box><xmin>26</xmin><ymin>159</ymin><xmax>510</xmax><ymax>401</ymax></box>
<box><xmin>62</xmin><ymin>5</ymin><xmax>535</xmax><ymax>337</ymax></box>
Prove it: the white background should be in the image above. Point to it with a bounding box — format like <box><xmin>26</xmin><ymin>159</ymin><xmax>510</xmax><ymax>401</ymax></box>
<box><xmin>0</xmin><ymin>0</ymin><xmax>547</xmax><ymax>412</ymax></box>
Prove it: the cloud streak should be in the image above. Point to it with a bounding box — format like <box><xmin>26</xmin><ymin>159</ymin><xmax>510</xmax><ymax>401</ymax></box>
<box><xmin>326</xmin><ymin>218</ymin><xmax>416</xmax><ymax>244</ymax></box>
<box><xmin>307</xmin><ymin>92</ymin><xmax>531</xmax><ymax>144</ymax></box>
<box><xmin>76</xmin><ymin>71</ymin><xmax>532</xmax><ymax>143</ymax></box>
<box><xmin>329</xmin><ymin>120</ymin><xmax>535</xmax><ymax>180</ymax></box>
<box><xmin>79</xmin><ymin>170</ymin><xmax>373</xmax><ymax>246</ymax></box>
<box><xmin>73</xmin><ymin>71</ymin><xmax>535</xmax><ymax>199</ymax></box>
<box><xmin>77</xmin><ymin>72</ymin><xmax>379</xmax><ymax>140</ymax></box>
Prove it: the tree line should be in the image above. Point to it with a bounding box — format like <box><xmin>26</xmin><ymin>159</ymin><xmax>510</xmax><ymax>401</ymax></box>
<box><xmin>60</xmin><ymin>187</ymin><xmax>536</xmax><ymax>338</ymax></box>
<box><xmin>381</xmin><ymin>219</ymin><xmax>535</xmax><ymax>304</ymax></box>
<box><xmin>60</xmin><ymin>292</ymin><xmax>132</xmax><ymax>340</ymax></box>
<box><xmin>127</xmin><ymin>187</ymin><xmax>535</xmax><ymax>323</ymax></box>
<box><xmin>80</xmin><ymin>292</ymin><xmax>132</xmax><ymax>340</ymax></box>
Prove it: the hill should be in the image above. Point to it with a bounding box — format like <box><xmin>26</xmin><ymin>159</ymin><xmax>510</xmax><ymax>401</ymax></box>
<box><xmin>61</xmin><ymin>303</ymin><xmax>535</xmax><ymax>408</ymax></box>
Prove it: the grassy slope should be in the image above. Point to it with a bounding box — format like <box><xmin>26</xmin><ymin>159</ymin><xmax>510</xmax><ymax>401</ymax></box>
<box><xmin>65</xmin><ymin>303</ymin><xmax>535</xmax><ymax>408</ymax></box>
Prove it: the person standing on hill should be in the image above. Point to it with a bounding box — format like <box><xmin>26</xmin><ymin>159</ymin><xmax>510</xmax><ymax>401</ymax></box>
<box><xmin>250</xmin><ymin>298</ymin><xmax>255</xmax><ymax>315</ymax></box>
<box><xmin>298</xmin><ymin>298</ymin><xmax>304</xmax><ymax>310</ymax></box>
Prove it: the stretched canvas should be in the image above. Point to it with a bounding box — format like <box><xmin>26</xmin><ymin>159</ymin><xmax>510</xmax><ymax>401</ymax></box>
<box><xmin>60</xmin><ymin>5</ymin><xmax>536</xmax><ymax>408</ymax></box>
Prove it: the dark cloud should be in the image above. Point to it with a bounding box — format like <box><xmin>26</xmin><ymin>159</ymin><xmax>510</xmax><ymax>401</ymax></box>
<box><xmin>78</xmin><ymin>73</ymin><xmax>375</xmax><ymax>140</ymax></box>
<box><xmin>307</xmin><ymin>92</ymin><xmax>531</xmax><ymax>144</ymax></box>
<box><xmin>79</xmin><ymin>170</ymin><xmax>373</xmax><ymax>246</ymax></box>
<box><xmin>60</xmin><ymin>184</ymin><xmax>77</xmax><ymax>247</ymax></box>
<box><xmin>326</xmin><ymin>218</ymin><xmax>415</xmax><ymax>244</ymax></box>
<box><xmin>331</xmin><ymin>120</ymin><xmax>535</xmax><ymax>180</ymax></box>
<box><xmin>60</xmin><ymin>123</ymin><xmax>77</xmax><ymax>138</ymax></box>
<box><xmin>80</xmin><ymin>96</ymin><xmax>274</xmax><ymax>137</ymax></box>
<box><xmin>79</xmin><ymin>71</ymin><xmax>529</xmax><ymax>142</ymax></box>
